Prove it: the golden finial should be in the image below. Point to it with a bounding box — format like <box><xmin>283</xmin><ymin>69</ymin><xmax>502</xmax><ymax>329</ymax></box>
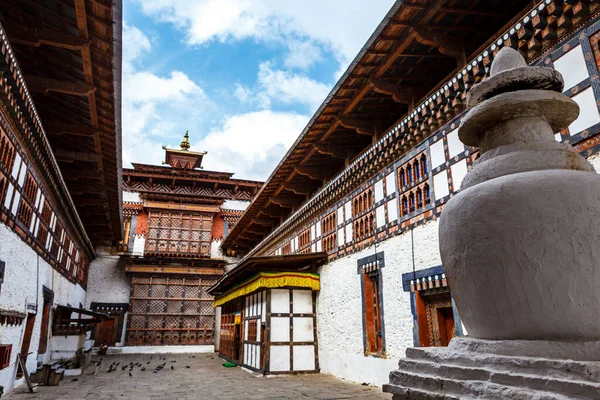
<box><xmin>180</xmin><ymin>130</ymin><xmax>190</xmax><ymax>150</ymax></box>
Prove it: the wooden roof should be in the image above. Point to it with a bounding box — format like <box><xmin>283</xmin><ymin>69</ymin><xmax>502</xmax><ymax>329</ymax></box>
<box><xmin>208</xmin><ymin>252</ymin><xmax>327</xmax><ymax>296</ymax></box>
<box><xmin>223</xmin><ymin>0</ymin><xmax>534</xmax><ymax>252</ymax></box>
<box><xmin>1</xmin><ymin>0</ymin><xmax>123</xmax><ymax>245</ymax></box>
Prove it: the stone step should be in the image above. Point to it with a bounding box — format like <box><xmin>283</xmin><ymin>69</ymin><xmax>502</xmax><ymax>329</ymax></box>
<box><xmin>382</xmin><ymin>383</ymin><xmax>460</xmax><ymax>400</ymax></box>
<box><xmin>397</xmin><ymin>358</ymin><xmax>600</xmax><ymax>399</ymax></box>
<box><xmin>406</xmin><ymin>347</ymin><xmax>600</xmax><ymax>383</ymax></box>
<box><xmin>388</xmin><ymin>370</ymin><xmax>578</xmax><ymax>400</ymax></box>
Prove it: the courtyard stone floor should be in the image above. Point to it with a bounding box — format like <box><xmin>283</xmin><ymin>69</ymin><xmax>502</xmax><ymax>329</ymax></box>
<box><xmin>7</xmin><ymin>353</ymin><xmax>391</xmax><ymax>399</ymax></box>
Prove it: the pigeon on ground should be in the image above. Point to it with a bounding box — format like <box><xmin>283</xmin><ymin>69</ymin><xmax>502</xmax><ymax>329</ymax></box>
<box><xmin>129</xmin><ymin>372</ymin><xmax>132</xmax><ymax>377</ymax></box>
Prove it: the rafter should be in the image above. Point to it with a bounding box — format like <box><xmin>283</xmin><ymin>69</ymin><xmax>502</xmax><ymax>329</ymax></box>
<box><xmin>410</xmin><ymin>27</ymin><xmax>466</xmax><ymax>65</ymax></box>
<box><xmin>294</xmin><ymin>166</ymin><xmax>330</xmax><ymax>181</ymax></box>
<box><xmin>313</xmin><ymin>144</ymin><xmax>349</xmax><ymax>159</ymax></box>
<box><xmin>335</xmin><ymin>116</ymin><xmax>382</xmax><ymax>136</ymax></box>
<box><xmin>43</xmin><ymin>121</ymin><xmax>99</xmax><ymax>137</ymax></box>
<box><xmin>252</xmin><ymin>218</ymin><xmax>276</xmax><ymax>227</ymax></box>
<box><xmin>25</xmin><ymin>75</ymin><xmax>96</xmax><ymax>96</ymax></box>
<box><xmin>54</xmin><ymin>149</ymin><xmax>101</xmax><ymax>163</ymax></box>
<box><xmin>369</xmin><ymin>79</ymin><xmax>415</xmax><ymax>108</ymax></box>
<box><xmin>282</xmin><ymin>181</ymin><xmax>317</xmax><ymax>196</ymax></box>
<box><xmin>268</xmin><ymin>196</ymin><xmax>303</xmax><ymax>208</ymax></box>
<box><xmin>258</xmin><ymin>209</ymin><xmax>288</xmax><ymax>219</ymax></box>
<box><xmin>3</xmin><ymin>22</ymin><xmax>91</xmax><ymax>51</ymax></box>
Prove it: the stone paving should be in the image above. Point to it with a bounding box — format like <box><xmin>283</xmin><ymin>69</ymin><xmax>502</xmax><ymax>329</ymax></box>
<box><xmin>6</xmin><ymin>353</ymin><xmax>391</xmax><ymax>399</ymax></box>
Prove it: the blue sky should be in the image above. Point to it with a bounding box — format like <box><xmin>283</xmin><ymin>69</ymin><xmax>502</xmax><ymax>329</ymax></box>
<box><xmin>122</xmin><ymin>0</ymin><xmax>396</xmax><ymax>180</ymax></box>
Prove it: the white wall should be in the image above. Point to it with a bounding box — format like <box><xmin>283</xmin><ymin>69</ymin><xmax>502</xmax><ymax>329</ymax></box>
<box><xmin>0</xmin><ymin>224</ymin><xmax>86</xmax><ymax>394</ymax></box>
<box><xmin>317</xmin><ymin>220</ymin><xmax>441</xmax><ymax>386</ymax></box>
<box><xmin>589</xmin><ymin>154</ymin><xmax>600</xmax><ymax>173</ymax></box>
<box><xmin>85</xmin><ymin>247</ymin><xmax>130</xmax><ymax>346</ymax></box>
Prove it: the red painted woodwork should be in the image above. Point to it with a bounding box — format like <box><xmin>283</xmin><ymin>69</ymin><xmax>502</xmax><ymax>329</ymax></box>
<box><xmin>212</xmin><ymin>214</ymin><xmax>225</xmax><ymax>240</ymax></box>
<box><xmin>415</xmin><ymin>292</ymin><xmax>431</xmax><ymax>347</ymax></box>
<box><xmin>37</xmin><ymin>301</ymin><xmax>51</xmax><ymax>354</ymax></box>
<box><xmin>17</xmin><ymin>313</ymin><xmax>36</xmax><ymax>377</ymax></box>
<box><xmin>363</xmin><ymin>273</ymin><xmax>383</xmax><ymax>355</ymax></box>
<box><xmin>135</xmin><ymin>211</ymin><xmax>149</xmax><ymax>235</ymax></box>
<box><xmin>0</xmin><ymin>344</ymin><xmax>11</xmax><ymax>370</ymax></box>
<box><xmin>437</xmin><ymin>307</ymin><xmax>455</xmax><ymax>347</ymax></box>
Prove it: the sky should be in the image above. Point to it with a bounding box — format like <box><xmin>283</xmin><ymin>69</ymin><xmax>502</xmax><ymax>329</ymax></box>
<box><xmin>122</xmin><ymin>0</ymin><xmax>397</xmax><ymax>181</ymax></box>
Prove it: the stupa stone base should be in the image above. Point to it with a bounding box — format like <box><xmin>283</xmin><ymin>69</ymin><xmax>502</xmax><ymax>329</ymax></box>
<box><xmin>383</xmin><ymin>337</ymin><xmax>600</xmax><ymax>400</ymax></box>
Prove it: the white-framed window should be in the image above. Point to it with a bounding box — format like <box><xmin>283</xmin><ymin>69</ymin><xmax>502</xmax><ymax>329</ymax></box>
<box><xmin>433</xmin><ymin>170</ymin><xmax>450</xmax><ymax>200</ymax></box>
<box><xmin>387</xmin><ymin>199</ymin><xmax>398</xmax><ymax>223</ymax></box>
<box><xmin>430</xmin><ymin>139</ymin><xmax>445</xmax><ymax>169</ymax></box>
<box><xmin>447</xmin><ymin>129</ymin><xmax>464</xmax><ymax>158</ymax></box>
<box><xmin>376</xmin><ymin>205</ymin><xmax>386</xmax><ymax>228</ymax></box>
<box><xmin>450</xmin><ymin>159</ymin><xmax>469</xmax><ymax>192</ymax></box>
<box><xmin>374</xmin><ymin>179</ymin><xmax>384</xmax><ymax>202</ymax></box>
<box><xmin>569</xmin><ymin>87</ymin><xmax>600</xmax><ymax>135</ymax></box>
<box><xmin>385</xmin><ymin>172</ymin><xmax>396</xmax><ymax>196</ymax></box>
<box><xmin>553</xmin><ymin>44</ymin><xmax>588</xmax><ymax>90</ymax></box>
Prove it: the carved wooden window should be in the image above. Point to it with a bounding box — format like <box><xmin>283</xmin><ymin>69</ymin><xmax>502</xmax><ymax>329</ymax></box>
<box><xmin>352</xmin><ymin>187</ymin><xmax>373</xmax><ymax>218</ymax></box>
<box><xmin>0</xmin><ymin>128</ymin><xmax>15</xmax><ymax>173</ymax></box>
<box><xmin>353</xmin><ymin>212</ymin><xmax>374</xmax><ymax>242</ymax></box>
<box><xmin>145</xmin><ymin>211</ymin><xmax>213</xmax><ymax>256</ymax></box>
<box><xmin>321</xmin><ymin>211</ymin><xmax>336</xmax><ymax>235</ymax></box>
<box><xmin>282</xmin><ymin>242</ymin><xmax>291</xmax><ymax>255</ymax></box>
<box><xmin>322</xmin><ymin>232</ymin><xmax>337</xmax><ymax>253</ymax></box>
<box><xmin>298</xmin><ymin>229</ymin><xmax>310</xmax><ymax>250</ymax></box>
<box><xmin>127</xmin><ymin>277</ymin><xmax>217</xmax><ymax>346</ymax></box>
<box><xmin>247</xmin><ymin>319</ymin><xmax>258</xmax><ymax>342</ymax></box>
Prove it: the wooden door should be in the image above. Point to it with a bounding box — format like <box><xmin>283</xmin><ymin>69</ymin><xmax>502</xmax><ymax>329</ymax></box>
<box><xmin>436</xmin><ymin>307</ymin><xmax>456</xmax><ymax>347</ymax></box>
<box><xmin>98</xmin><ymin>317</ymin><xmax>116</xmax><ymax>345</ymax></box>
<box><xmin>17</xmin><ymin>313</ymin><xmax>36</xmax><ymax>377</ymax></box>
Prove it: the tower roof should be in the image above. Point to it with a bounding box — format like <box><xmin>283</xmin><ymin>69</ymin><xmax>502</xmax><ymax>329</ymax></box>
<box><xmin>162</xmin><ymin>131</ymin><xmax>207</xmax><ymax>169</ymax></box>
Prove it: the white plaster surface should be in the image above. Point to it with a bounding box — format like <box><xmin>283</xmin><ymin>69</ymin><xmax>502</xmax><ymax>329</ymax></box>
<box><xmin>86</xmin><ymin>247</ymin><xmax>130</xmax><ymax>305</ymax></box>
<box><xmin>317</xmin><ymin>221</ymin><xmax>441</xmax><ymax>385</ymax></box>
<box><xmin>269</xmin><ymin>345</ymin><xmax>290</xmax><ymax>371</ymax></box>
<box><xmin>122</xmin><ymin>191</ymin><xmax>141</xmax><ymax>202</ymax></box>
<box><xmin>319</xmin><ymin>350</ymin><xmax>398</xmax><ymax>386</ymax></box>
<box><xmin>293</xmin><ymin>345</ymin><xmax>316</xmax><ymax>371</ymax></box>
<box><xmin>589</xmin><ymin>154</ymin><xmax>600</xmax><ymax>173</ymax></box>
<box><xmin>0</xmin><ymin>224</ymin><xmax>86</xmax><ymax>394</ymax></box>
<box><xmin>221</xmin><ymin>200</ymin><xmax>250</xmax><ymax>211</ymax></box>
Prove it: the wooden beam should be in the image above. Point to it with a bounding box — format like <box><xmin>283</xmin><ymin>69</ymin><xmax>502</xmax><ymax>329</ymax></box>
<box><xmin>72</xmin><ymin>197</ymin><xmax>107</xmax><ymax>206</ymax></box>
<box><xmin>43</xmin><ymin>122</ymin><xmax>99</xmax><ymax>137</ymax></box>
<box><xmin>64</xmin><ymin>184</ymin><xmax>105</xmax><ymax>196</ymax></box>
<box><xmin>252</xmin><ymin>218</ymin><xmax>276</xmax><ymax>227</ymax></box>
<box><xmin>282</xmin><ymin>181</ymin><xmax>316</xmax><ymax>196</ymax></box>
<box><xmin>294</xmin><ymin>166</ymin><xmax>329</xmax><ymax>181</ymax></box>
<box><xmin>369</xmin><ymin>79</ymin><xmax>415</xmax><ymax>108</ymax></box>
<box><xmin>54</xmin><ymin>149</ymin><xmax>101</xmax><ymax>163</ymax></box>
<box><xmin>438</xmin><ymin>6</ymin><xmax>511</xmax><ymax>18</ymax></box>
<box><xmin>2</xmin><ymin>22</ymin><xmax>90</xmax><ymax>51</ymax></box>
<box><xmin>410</xmin><ymin>27</ymin><xmax>466</xmax><ymax>65</ymax></box>
<box><xmin>313</xmin><ymin>144</ymin><xmax>348</xmax><ymax>159</ymax></box>
<box><xmin>25</xmin><ymin>75</ymin><xmax>96</xmax><ymax>96</ymax></box>
<box><xmin>335</xmin><ymin>116</ymin><xmax>381</xmax><ymax>136</ymax></box>
<box><xmin>268</xmin><ymin>196</ymin><xmax>303</xmax><ymax>208</ymax></box>
<box><xmin>61</xmin><ymin>169</ymin><xmax>102</xmax><ymax>180</ymax></box>
<box><xmin>259</xmin><ymin>209</ymin><xmax>288</xmax><ymax>219</ymax></box>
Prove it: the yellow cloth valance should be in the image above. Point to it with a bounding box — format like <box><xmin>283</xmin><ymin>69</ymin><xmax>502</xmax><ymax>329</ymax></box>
<box><xmin>213</xmin><ymin>272</ymin><xmax>320</xmax><ymax>308</ymax></box>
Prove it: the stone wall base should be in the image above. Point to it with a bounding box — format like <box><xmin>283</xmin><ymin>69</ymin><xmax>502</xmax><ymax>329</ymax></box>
<box><xmin>383</xmin><ymin>337</ymin><xmax>600</xmax><ymax>399</ymax></box>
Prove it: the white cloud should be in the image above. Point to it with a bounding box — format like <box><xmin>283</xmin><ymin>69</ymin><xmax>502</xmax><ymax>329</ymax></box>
<box><xmin>121</xmin><ymin>24</ymin><xmax>214</xmax><ymax>169</ymax></box>
<box><xmin>196</xmin><ymin>110</ymin><xmax>309</xmax><ymax>180</ymax></box>
<box><xmin>134</xmin><ymin>0</ymin><xmax>396</xmax><ymax>73</ymax></box>
<box><xmin>256</xmin><ymin>62</ymin><xmax>330</xmax><ymax>111</ymax></box>
<box><xmin>284</xmin><ymin>39</ymin><xmax>323</xmax><ymax>69</ymax></box>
